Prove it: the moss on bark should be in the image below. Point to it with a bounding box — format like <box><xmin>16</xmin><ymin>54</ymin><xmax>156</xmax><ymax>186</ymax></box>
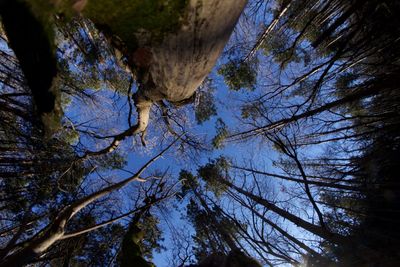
<box><xmin>83</xmin><ymin>0</ymin><xmax>188</xmax><ymax>50</ymax></box>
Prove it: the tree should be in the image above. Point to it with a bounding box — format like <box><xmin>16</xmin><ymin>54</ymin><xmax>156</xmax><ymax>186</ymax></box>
<box><xmin>1</xmin><ymin>0</ymin><xmax>400</xmax><ymax>266</ymax></box>
<box><xmin>0</xmin><ymin>138</ymin><xmax>178</xmax><ymax>266</ymax></box>
<box><xmin>215</xmin><ymin>0</ymin><xmax>400</xmax><ymax>265</ymax></box>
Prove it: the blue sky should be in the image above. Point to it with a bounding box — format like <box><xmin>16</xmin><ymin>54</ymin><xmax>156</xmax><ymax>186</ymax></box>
<box><xmin>55</xmin><ymin>1</ymin><xmax>336</xmax><ymax>265</ymax></box>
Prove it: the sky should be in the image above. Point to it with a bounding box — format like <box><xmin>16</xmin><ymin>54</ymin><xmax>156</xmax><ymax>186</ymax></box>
<box><xmin>9</xmin><ymin>1</ymin><xmax>329</xmax><ymax>265</ymax></box>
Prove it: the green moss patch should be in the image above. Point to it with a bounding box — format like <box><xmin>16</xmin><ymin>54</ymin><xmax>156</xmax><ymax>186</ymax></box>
<box><xmin>83</xmin><ymin>0</ymin><xmax>188</xmax><ymax>50</ymax></box>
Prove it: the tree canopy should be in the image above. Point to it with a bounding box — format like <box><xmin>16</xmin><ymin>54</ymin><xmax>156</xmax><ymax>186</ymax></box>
<box><xmin>1</xmin><ymin>0</ymin><xmax>399</xmax><ymax>266</ymax></box>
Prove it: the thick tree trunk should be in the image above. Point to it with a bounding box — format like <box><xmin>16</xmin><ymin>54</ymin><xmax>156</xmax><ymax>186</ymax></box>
<box><xmin>131</xmin><ymin>0</ymin><xmax>248</xmax><ymax>133</ymax></box>
<box><xmin>142</xmin><ymin>0</ymin><xmax>248</xmax><ymax>102</ymax></box>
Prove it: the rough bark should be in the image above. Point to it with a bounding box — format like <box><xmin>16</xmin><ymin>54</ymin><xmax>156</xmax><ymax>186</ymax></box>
<box><xmin>126</xmin><ymin>0</ymin><xmax>248</xmax><ymax>133</ymax></box>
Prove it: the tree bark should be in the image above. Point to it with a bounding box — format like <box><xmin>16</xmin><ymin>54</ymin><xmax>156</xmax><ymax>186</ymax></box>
<box><xmin>128</xmin><ymin>0</ymin><xmax>248</xmax><ymax>134</ymax></box>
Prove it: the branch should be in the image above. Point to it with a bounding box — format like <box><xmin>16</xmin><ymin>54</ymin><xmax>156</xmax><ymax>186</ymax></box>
<box><xmin>80</xmin><ymin>92</ymin><xmax>152</xmax><ymax>158</ymax></box>
<box><xmin>231</xmin><ymin>165</ymin><xmax>358</xmax><ymax>191</ymax></box>
<box><xmin>61</xmin><ymin>190</ymin><xmax>175</xmax><ymax>240</ymax></box>
<box><xmin>0</xmin><ymin>137</ymin><xmax>179</xmax><ymax>266</ymax></box>
<box><xmin>243</xmin><ymin>2</ymin><xmax>291</xmax><ymax>62</ymax></box>
<box><xmin>228</xmin><ymin>78</ymin><xmax>389</xmax><ymax>141</ymax></box>
<box><xmin>70</xmin><ymin>136</ymin><xmax>179</xmax><ymax>218</ymax></box>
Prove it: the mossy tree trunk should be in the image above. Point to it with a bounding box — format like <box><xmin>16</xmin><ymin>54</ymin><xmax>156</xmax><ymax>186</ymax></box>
<box><xmin>83</xmin><ymin>0</ymin><xmax>248</xmax><ymax>135</ymax></box>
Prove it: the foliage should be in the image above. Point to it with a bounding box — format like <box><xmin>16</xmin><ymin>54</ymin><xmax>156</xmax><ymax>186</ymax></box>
<box><xmin>262</xmin><ymin>30</ymin><xmax>302</xmax><ymax>68</ymax></box>
<box><xmin>211</xmin><ymin>118</ymin><xmax>228</xmax><ymax>149</ymax></box>
<box><xmin>118</xmin><ymin>218</ymin><xmax>155</xmax><ymax>267</ymax></box>
<box><xmin>1</xmin><ymin>0</ymin><xmax>400</xmax><ymax>266</ymax></box>
<box><xmin>195</xmin><ymin>80</ymin><xmax>217</xmax><ymax>124</ymax></box>
<box><xmin>217</xmin><ymin>60</ymin><xmax>256</xmax><ymax>91</ymax></box>
<box><xmin>140</xmin><ymin>213</ymin><xmax>165</xmax><ymax>259</ymax></box>
<box><xmin>178</xmin><ymin>169</ymin><xmax>199</xmax><ymax>199</ymax></box>
<box><xmin>197</xmin><ymin>157</ymin><xmax>230</xmax><ymax>198</ymax></box>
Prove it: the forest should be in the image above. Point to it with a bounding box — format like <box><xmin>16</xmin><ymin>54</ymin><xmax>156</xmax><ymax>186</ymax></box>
<box><xmin>0</xmin><ymin>0</ymin><xmax>399</xmax><ymax>266</ymax></box>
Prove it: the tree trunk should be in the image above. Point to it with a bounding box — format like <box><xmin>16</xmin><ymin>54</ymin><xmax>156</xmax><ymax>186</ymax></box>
<box><xmin>229</xmin><ymin>75</ymin><xmax>396</xmax><ymax>140</ymax></box>
<box><xmin>0</xmin><ymin>141</ymin><xmax>176</xmax><ymax>266</ymax></box>
<box><xmin>218</xmin><ymin>178</ymin><xmax>349</xmax><ymax>245</ymax></box>
<box><xmin>124</xmin><ymin>0</ymin><xmax>248</xmax><ymax>133</ymax></box>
